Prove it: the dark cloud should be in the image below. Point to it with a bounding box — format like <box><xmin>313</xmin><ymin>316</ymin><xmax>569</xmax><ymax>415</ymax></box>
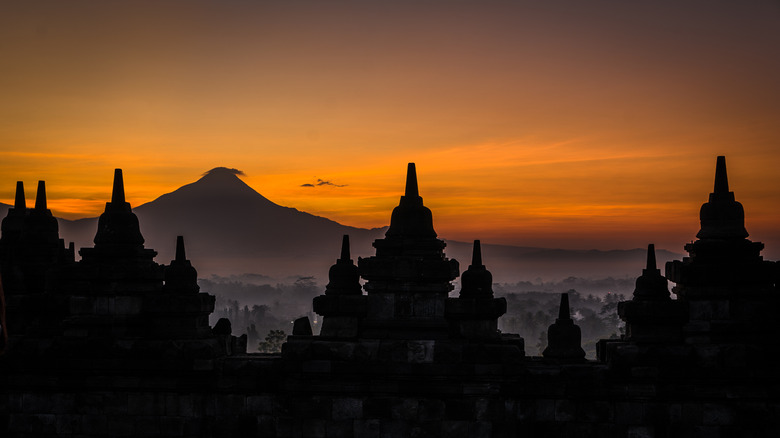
<box><xmin>203</xmin><ymin>167</ymin><xmax>246</xmax><ymax>177</ymax></box>
<box><xmin>300</xmin><ymin>178</ymin><xmax>346</xmax><ymax>188</ymax></box>
<box><xmin>316</xmin><ymin>179</ymin><xmax>346</xmax><ymax>187</ymax></box>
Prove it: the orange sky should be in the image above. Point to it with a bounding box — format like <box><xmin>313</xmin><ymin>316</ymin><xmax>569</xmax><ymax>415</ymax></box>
<box><xmin>1</xmin><ymin>1</ymin><xmax>779</xmax><ymax>256</ymax></box>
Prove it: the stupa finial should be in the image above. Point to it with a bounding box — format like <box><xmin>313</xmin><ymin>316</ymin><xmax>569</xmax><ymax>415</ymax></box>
<box><xmin>92</xmin><ymin>169</ymin><xmax>144</xmax><ymax>247</ymax></box>
<box><xmin>164</xmin><ymin>235</ymin><xmax>199</xmax><ymax>293</ymax></box>
<box><xmin>112</xmin><ymin>169</ymin><xmax>126</xmax><ymax>204</ymax></box>
<box><xmin>175</xmin><ymin>235</ymin><xmax>186</xmax><ymax>262</ymax></box>
<box><xmin>405</xmin><ymin>163</ymin><xmax>419</xmax><ymax>198</ymax></box>
<box><xmin>697</xmin><ymin>156</ymin><xmax>748</xmax><ymax>240</ymax></box>
<box><xmin>714</xmin><ymin>155</ymin><xmax>729</xmax><ymax>194</ymax></box>
<box><xmin>542</xmin><ymin>292</ymin><xmax>586</xmax><ymax>362</ymax></box>
<box><xmin>324</xmin><ymin>234</ymin><xmax>361</xmax><ymax>295</ymax></box>
<box><xmin>14</xmin><ymin>181</ymin><xmax>25</xmax><ymax>210</ymax></box>
<box><xmin>340</xmin><ymin>235</ymin><xmax>351</xmax><ymax>261</ymax></box>
<box><xmin>558</xmin><ymin>292</ymin><xmax>571</xmax><ymax>321</ymax></box>
<box><xmin>633</xmin><ymin>243</ymin><xmax>669</xmax><ymax>300</ymax></box>
<box><xmin>646</xmin><ymin>244</ymin><xmax>657</xmax><ymax>271</ymax></box>
<box><xmin>35</xmin><ymin>181</ymin><xmax>47</xmax><ymax>211</ymax></box>
<box><xmin>458</xmin><ymin>239</ymin><xmax>494</xmax><ymax>297</ymax></box>
<box><xmin>385</xmin><ymin>163</ymin><xmax>436</xmax><ymax>238</ymax></box>
<box><xmin>472</xmin><ymin>239</ymin><xmax>483</xmax><ymax>267</ymax></box>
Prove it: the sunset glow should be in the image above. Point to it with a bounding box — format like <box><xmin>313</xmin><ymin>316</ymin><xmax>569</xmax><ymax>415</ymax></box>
<box><xmin>2</xmin><ymin>1</ymin><xmax>779</xmax><ymax>256</ymax></box>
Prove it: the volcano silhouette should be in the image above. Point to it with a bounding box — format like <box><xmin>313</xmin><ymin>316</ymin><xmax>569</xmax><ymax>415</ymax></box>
<box><xmin>54</xmin><ymin>168</ymin><xmax>681</xmax><ymax>282</ymax></box>
<box><xmin>59</xmin><ymin>168</ymin><xmax>385</xmax><ymax>278</ymax></box>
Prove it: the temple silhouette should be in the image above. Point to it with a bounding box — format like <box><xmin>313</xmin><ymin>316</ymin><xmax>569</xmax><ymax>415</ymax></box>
<box><xmin>1</xmin><ymin>157</ymin><xmax>778</xmax><ymax>437</ymax></box>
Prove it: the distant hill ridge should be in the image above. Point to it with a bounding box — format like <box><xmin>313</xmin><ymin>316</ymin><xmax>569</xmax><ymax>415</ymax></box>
<box><xmin>1</xmin><ymin>170</ymin><xmax>681</xmax><ymax>282</ymax></box>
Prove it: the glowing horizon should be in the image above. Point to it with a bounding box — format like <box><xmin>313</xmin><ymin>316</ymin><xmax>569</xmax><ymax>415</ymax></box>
<box><xmin>2</xmin><ymin>1</ymin><xmax>779</xmax><ymax>256</ymax></box>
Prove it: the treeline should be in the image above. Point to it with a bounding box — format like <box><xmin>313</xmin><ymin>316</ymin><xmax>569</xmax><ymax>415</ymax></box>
<box><xmin>498</xmin><ymin>290</ymin><xmax>625</xmax><ymax>359</ymax></box>
<box><xmin>204</xmin><ymin>275</ymin><xmax>634</xmax><ymax>357</ymax></box>
<box><xmin>205</xmin><ymin>275</ymin><xmax>322</xmax><ymax>353</ymax></box>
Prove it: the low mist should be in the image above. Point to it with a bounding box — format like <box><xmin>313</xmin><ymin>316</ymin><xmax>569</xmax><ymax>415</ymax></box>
<box><xmin>204</xmin><ymin>274</ymin><xmax>636</xmax><ymax>358</ymax></box>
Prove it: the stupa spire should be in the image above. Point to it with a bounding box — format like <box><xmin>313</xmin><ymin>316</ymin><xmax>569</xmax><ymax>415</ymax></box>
<box><xmin>646</xmin><ymin>243</ymin><xmax>657</xmax><ymax>272</ymax></box>
<box><xmin>35</xmin><ymin>181</ymin><xmax>47</xmax><ymax>211</ymax></box>
<box><xmin>324</xmin><ymin>235</ymin><xmax>361</xmax><ymax>295</ymax></box>
<box><xmin>633</xmin><ymin>244</ymin><xmax>669</xmax><ymax>300</ymax></box>
<box><xmin>164</xmin><ymin>235</ymin><xmax>199</xmax><ymax>294</ymax></box>
<box><xmin>542</xmin><ymin>292</ymin><xmax>586</xmax><ymax>362</ymax></box>
<box><xmin>472</xmin><ymin>240</ymin><xmax>483</xmax><ymax>267</ymax></box>
<box><xmin>405</xmin><ymin>163</ymin><xmax>419</xmax><ymax>198</ymax></box>
<box><xmin>112</xmin><ymin>169</ymin><xmax>126</xmax><ymax>204</ymax></box>
<box><xmin>175</xmin><ymin>235</ymin><xmax>186</xmax><ymax>262</ymax></box>
<box><xmin>14</xmin><ymin>181</ymin><xmax>25</xmax><ymax>210</ymax></box>
<box><xmin>697</xmin><ymin>156</ymin><xmax>748</xmax><ymax>240</ymax></box>
<box><xmin>458</xmin><ymin>240</ymin><xmax>495</xmax><ymax>297</ymax></box>
<box><xmin>713</xmin><ymin>155</ymin><xmax>729</xmax><ymax>194</ymax></box>
<box><xmin>340</xmin><ymin>235</ymin><xmax>351</xmax><ymax>261</ymax></box>
<box><xmin>558</xmin><ymin>292</ymin><xmax>571</xmax><ymax>321</ymax></box>
<box><xmin>385</xmin><ymin>163</ymin><xmax>437</xmax><ymax>239</ymax></box>
<box><xmin>92</xmin><ymin>169</ymin><xmax>145</xmax><ymax>247</ymax></box>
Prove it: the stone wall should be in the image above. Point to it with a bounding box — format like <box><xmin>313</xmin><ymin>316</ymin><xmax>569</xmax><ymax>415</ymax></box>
<box><xmin>3</xmin><ymin>355</ymin><xmax>779</xmax><ymax>437</ymax></box>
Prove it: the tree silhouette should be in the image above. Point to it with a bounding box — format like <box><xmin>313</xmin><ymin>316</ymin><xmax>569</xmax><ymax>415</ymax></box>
<box><xmin>257</xmin><ymin>329</ymin><xmax>286</xmax><ymax>353</ymax></box>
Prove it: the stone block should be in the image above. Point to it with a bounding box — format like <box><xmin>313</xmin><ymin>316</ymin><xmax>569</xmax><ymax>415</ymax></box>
<box><xmin>29</xmin><ymin>413</ymin><xmax>57</xmax><ymax>434</ymax></box>
<box><xmin>581</xmin><ymin>400</ymin><xmax>612</xmax><ymax>423</ymax></box>
<box><xmin>382</xmin><ymin>420</ymin><xmax>412</xmax><ymax>437</ymax></box>
<box><xmin>407</xmin><ymin>340</ymin><xmax>435</xmax><ymax>363</ymax></box>
<box><xmin>554</xmin><ymin>399</ymin><xmax>576</xmax><ymax>422</ymax></box>
<box><xmin>302</xmin><ymin>360</ymin><xmax>333</xmax><ymax>373</ymax></box>
<box><xmin>159</xmin><ymin>416</ymin><xmax>186</xmax><ymax>436</ymax></box>
<box><xmin>353</xmin><ymin>419</ymin><xmax>381</xmax><ymax>438</ymax></box>
<box><xmin>391</xmin><ymin>399</ymin><xmax>419</xmax><ymax>420</ymax></box>
<box><xmin>114</xmin><ymin>296</ymin><xmax>143</xmax><ymax>315</ymax></box>
<box><xmin>81</xmin><ymin>414</ymin><xmax>108</xmax><ymax>435</ymax></box>
<box><xmin>363</xmin><ymin>398</ymin><xmax>393</xmax><ymax>419</ymax></box>
<box><xmin>615</xmin><ymin>402</ymin><xmax>646</xmax><ymax>424</ymax></box>
<box><xmin>69</xmin><ymin>296</ymin><xmax>96</xmax><ymax>314</ymax></box>
<box><xmin>214</xmin><ymin>394</ymin><xmax>246</xmax><ymax>417</ymax></box>
<box><xmin>8</xmin><ymin>413</ymin><xmax>31</xmax><ymax>433</ymax></box>
<box><xmin>135</xmin><ymin>415</ymin><xmax>161</xmax><ymax>437</ymax></box>
<box><xmin>692</xmin><ymin>425</ymin><xmax>721</xmax><ymax>438</ymax></box>
<box><xmin>257</xmin><ymin>415</ymin><xmax>276</xmax><ymax>437</ymax></box>
<box><xmin>441</xmin><ymin>420</ymin><xmax>470</xmax><ymax>438</ymax></box>
<box><xmin>645</xmin><ymin>402</ymin><xmax>672</xmax><ymax>425</ymax></box>
<box><xmin>6</xmin><ymin>392</ymin><xmax>22</xmax><ymax>413</ymax></box>
<box><xmin>445</xmin><ymin>399</ymin><xmax>475</xmax><ymax>420</ymax></box>
<box><xmin>107</xmin><ymin>415</ymin><xmax>135</xmax><ymax>437</ymax></box>
<box><xmin>433</xmin><ymin>341</ymin><xmax>463</xmax><ymax>363</ymax></box>
<box><xmin>702</xmin><ymin>403</ymin><xmax>734</xmax><ymax>426</ymax></box>
<box><xmin>333</xmin><ymin>398</ymin><xmax>362</xmax><ymax>420</ymax></box>
<box><xmin>103</xmin><ymin>392</ymin><xmax>129</xmax><ymax>415</ymax></box>
<box><xmin>354</xmin><ymin>340</ymin><xmax>380</xmax><ymax>361</ymax></box>
<box><xmin>56</xmin><ymin>414</ymin><xmax>79</xmax><ymax>434</ymax></box>
<box><xmin>128</xmin><ymin>393</ymin><xmax>163</xmax><ymax>416</ymax></box>
<box><xmin>471</xmin><ymin>421</ymin><xmax>492</xmax><ymax>437</ymax></box>
<box><xmin>413</xmin><ymin>294</ymin><xmax>441</xmax><ymax>317</ymax></box>
<box><xmin>535</xmin><ymin>399</ymin><xmax>556</xmax><ymax>422</ymax></box>
<box><xmin>275</xmin><ymin>418</ymin><xmax>294</xmax><ymax>437</ymax></box>
<box><xmin>627</xmin><ymin>425</ymin><xmax>653</xmax><ymax>438</ymax></box>
<box><xmin>302</xmin><ymin>419</ymin><xmax>327</xmax><ymax>438</ymax></box>
<box><xmin>247</xmin><ymin>395</ymin><xmax>274</xmax><ymax>415</ymax></box>
<box><xmin>326</xmin><ymin>420</ymin><xmax>354</xmax><ymax>438</ymax></box>
<box><xmin>418</xmin><ymin>399</ymin><xmax>445</xmax><ymax>421</ymax></box>
<box><xmin>295</xmin><ymin>397</ymin><xmax>332</xmax><ymax>420</ymax></box>
<box><xmin>682</xmin><ymin>403</ymin><xmax>703</xmax><ymax>424</ymax></box>
<box><xmin>367</xmin><ymin>293</ymin><xmax>394</xmax><ymax>319</ymax></box>
<box><xmin>165</xmin><ymin>394</ymin><xmax>194</xmax><ymax>417</ymax></box>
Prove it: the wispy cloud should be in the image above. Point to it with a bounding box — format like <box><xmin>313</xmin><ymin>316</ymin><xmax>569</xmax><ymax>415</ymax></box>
<box><xmin>300</xmin><ymin>179</ymin><xmax>346</xmax><ymax>188</ymax></box>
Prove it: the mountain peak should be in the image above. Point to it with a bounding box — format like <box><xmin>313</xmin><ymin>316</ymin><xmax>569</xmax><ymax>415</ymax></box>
<box><xmin>202</xmin><ymin>167</ymin><xmax>246</xmax><ymax>178</ymax></box>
